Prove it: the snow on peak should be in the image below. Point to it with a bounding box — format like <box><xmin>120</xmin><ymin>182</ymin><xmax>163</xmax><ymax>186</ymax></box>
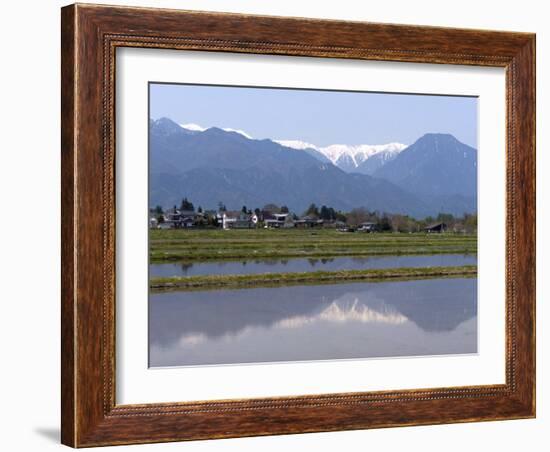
<box><xmin>178</xmin><ymin>122</ymin><xmax>407</xmax><ymax>169</ymax></box>
<box><xmin>180</xmin><ymin>123</ymin><xmax>206</xmax><ymax>132</ymax></box>
<box><xmin>222</xmin><ymin>128</ymin><xmax>253</xmax><ymax>139</ymax></box>
<box><xmin>180</xmin><ymin>123</ymin><xmax>253</xmax><ymax>139</ymax></box>
<box><xmin>277</xmin><ymin>139</ymin><xmax>407</xmax><ymax>167</ymax></box>
<box><xmin>275</xmin><ymin>140</ymin><xmax>320</xmax><ymax>151</ymax></box>
<box><xmin>322</xmin><ymin>143</ymin><xmax>407</xmax><ymax>164</ymax></box>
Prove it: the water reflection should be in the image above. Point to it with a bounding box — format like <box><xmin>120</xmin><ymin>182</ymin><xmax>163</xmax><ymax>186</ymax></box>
<box><xmin>150</xmin><ymin>254</ymin><xmax>477</xmax><ymax>278</ymax></box>
<box><xmin>149</xmin><ymin>278</ymin><xmax>477</xmax><ymax>367</ymax></box>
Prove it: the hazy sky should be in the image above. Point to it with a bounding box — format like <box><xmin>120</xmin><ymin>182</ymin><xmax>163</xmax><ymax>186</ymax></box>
<box><xmin>149</xmin><ymin>83</ymin><xmax>478</xmax><ymax>148</ymax></box>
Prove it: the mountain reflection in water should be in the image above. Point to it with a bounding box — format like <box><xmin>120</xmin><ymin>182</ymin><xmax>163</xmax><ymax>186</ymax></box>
<box><xmin>149</xmin><ymin>278</ymin><xmax>477</xmax><ymax>367</ymax></box>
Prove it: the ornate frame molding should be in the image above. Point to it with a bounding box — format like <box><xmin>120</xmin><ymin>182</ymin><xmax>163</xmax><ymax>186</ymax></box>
<box><xmin>62</xmin><ymin>4</ymin><xmax>535</xmax><ymax>447</ymax></box>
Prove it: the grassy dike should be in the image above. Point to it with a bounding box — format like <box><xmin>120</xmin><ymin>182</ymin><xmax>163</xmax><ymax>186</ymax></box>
<box><xmin>150</xmin><ymin>229</ymin><xmax>477</xmax><ymax>262</ymax></box>
<box><xmin>150</xmin><ymin>265</ymin><xmax>477</xmax><ymax>292</ymax></box>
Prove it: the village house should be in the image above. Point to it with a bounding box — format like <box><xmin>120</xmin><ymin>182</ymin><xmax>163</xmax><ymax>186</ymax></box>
<box><xmin>358</xmin><ymin>222</ymin><xmax>377</xmax><ymax>233</ymax></box>
<box><xmin>222</xmin><ymin>211</ymin><xmax>254</xmax><ymax>229</ymax></box>
<box><xmin>281</xmin><ymin>216</ymin><xmax>296</xmax><ymax>228</ymax></box>
<box><xmin>295</xmin><ymin>216</ymin><xmax>323</xmax><ymax>228</ymax></box>
<box><xmin>332</xmin><ymin>220</ymin><xmax>347</xmax><ymax>231</ymax></box>
<box><xmin>154</xmin><ymin>207</ymin><xmax>204</xmax><ymax>229</ymax></box>
<box><xmin>264</xmin><ymin>212</ymin><xmax>295</xmax><ymax>228</ymax></box>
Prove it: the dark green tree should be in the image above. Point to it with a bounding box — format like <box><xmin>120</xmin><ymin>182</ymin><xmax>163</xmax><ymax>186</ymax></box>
<box><xmin>335</xmin><ymin>211</ymin><xmax>347</xmax><ymax>223</ymax></box>
<box><xmin>305</xmin><ymin>203</ymin><xmax>320</xmax><ymax>218</ymax></box>
<box><xmin>180</xmin><ymin>197</ymin><xmax>194</xmax><ymax>211</ymax></box>
<box><xmin>378</xmin><ymin>215</ymin><xmax>392</xmax><ymax>232</ymax></box>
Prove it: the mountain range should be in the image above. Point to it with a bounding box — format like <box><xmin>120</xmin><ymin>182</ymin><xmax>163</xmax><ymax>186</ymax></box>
<box><xmin>149</xmin><ymin>118</ymin><xmax>477</xmax><ymax>218</ymax></box>
<box><xmin>276</xmin><ymin>140</ymin><xmax>407</xmax><ymax>175</ymax></box>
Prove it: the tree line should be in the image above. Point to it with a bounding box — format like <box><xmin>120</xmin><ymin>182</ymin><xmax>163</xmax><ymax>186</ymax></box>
<box><xmin>150</xmin><ymin>198</ymin><xmax>478</xmax><ymax>233</ymax></box>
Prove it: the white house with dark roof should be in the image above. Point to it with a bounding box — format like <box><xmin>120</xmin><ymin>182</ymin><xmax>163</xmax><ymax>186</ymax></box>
<box><xmin>222</xmin><ymin>211</ymin><xmax>254</xmax><ymax>229</ymax></box>
<box><xmin>160</xmin><ymin>207</ymin><xmax>204</xmax><ymax>228</ymax></box>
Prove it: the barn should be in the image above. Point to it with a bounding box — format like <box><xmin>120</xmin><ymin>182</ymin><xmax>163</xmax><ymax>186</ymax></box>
<box><xmin>424</xmin><ymin>222</ymin><xmax>447</xmax><ymax>233</ymax></box>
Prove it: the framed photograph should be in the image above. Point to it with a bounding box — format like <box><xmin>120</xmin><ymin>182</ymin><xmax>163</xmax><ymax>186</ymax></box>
<box><xmin>61</xmin><ymin>3</ymin><xmax>535</xmax><ymax>447</ymax></box>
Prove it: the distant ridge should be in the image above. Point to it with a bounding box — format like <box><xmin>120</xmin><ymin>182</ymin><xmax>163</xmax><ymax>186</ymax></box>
<box><xmin>374</xmin><ymin>133</ymin><xmax>477</xmax><ymax>198</ymax></box>
<box><xmin>150</xmin><ymin>118</ymin><xmax>430</xmax><ymax>217</ymax></box>
<box><xmin>174</xmin><ymin>123</ymin><xmax>408</xmax><ymax>175</ymax></box>
<box><xmin>150</xmin><ymin>118</ymin><xmax>477</xmax><ymax>216</ymax></box>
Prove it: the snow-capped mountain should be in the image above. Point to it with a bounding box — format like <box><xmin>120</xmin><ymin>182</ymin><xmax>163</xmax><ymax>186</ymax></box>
<box><xmin>176</xmin><ymin>123</ymin><xmax>406</xmax><ymax>174</ymax></box>
<box><xmin>149</xmin><ymin>118</ymin><xmax>477</xmax><ymax>216</ymax></box>
<box><xmin>180</xmin><ymin>123</ymin><xmax>206</xmax><ymax>132</ymax></box>
<box><xmin>221</xmin><ymin>128</ymin><xmax>253</xmax><ymax>139</ymax></box>
<box><xmin>276</xmin><ymin>140</ymin><xmax>407</xmax><ymax>175</ymax></box>
<box><xmin>180</xmin><ymin>123</ymin><xmax>253</xmax><ymax>139</ymax></box>
<box><xmin>149</xmin><ymin>118</ymin><xmax>431</xmax><ymax>217</ymax></box>
<box><xmin>274</xmin><ymin>140</ymin><xmax>319</xmax><ymax>151</ymax></box>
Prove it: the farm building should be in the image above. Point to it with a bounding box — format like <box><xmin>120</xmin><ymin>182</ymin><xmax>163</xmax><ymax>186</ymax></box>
<box><xmin>424</xmin><ymin>222</ymin><xmax>447</xmax><ymax>233</ymax></box>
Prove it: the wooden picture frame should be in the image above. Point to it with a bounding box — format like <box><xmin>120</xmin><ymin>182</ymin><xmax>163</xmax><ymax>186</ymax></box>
<box><xmin>61</xmin><ymin>3</ymin><xmax>535</xmax><ymax>447</ymax></box>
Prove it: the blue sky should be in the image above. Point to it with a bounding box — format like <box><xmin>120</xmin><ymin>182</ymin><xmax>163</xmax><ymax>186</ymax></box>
<box><xmin>149</xmin><ymin>83</ymin><xmax>478</xmax><ymax>148</ymax></box>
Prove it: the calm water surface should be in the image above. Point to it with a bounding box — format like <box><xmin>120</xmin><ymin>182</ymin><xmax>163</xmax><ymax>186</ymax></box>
<box><xmin>149</xmin><ymin>278</ymin><xmax>477</xmax><ymax>367</ymax></box>
<box><xmin>150</xmin><ymin>254</ymin><xmax>476</xmax><ymax>278</ymax></box>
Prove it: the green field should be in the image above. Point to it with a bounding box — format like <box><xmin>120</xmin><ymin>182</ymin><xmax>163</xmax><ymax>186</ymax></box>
<box><xmin>150</xmin><ymin>228</ymin><xmax>477</xmax><ymax>262</ymax></box>
<box><xmin>149</xmin><ymin>229</ymin><xmax>477</xmax><ymax>291</ymax></box>
<box><xmin>150</xmin><ymin>265</ymin><xmax>477</xmax><ymax>291</ymax></box>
